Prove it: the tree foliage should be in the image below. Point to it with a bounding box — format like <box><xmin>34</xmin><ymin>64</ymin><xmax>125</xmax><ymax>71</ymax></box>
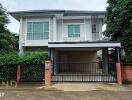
<box><xmin>0</xmin><ymin>3</ymin><xmax>19</xmax><ymax>52</ymax></box>
<box><xmin>105</xmin><ymin>0</ymin><xmax>132</xmax><ymax>62</ymax></box>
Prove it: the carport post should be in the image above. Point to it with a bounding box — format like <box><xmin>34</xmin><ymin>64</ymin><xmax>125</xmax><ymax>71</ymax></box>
<box><xmin>102</xmin><ymin>48</ymin><xmax>109</xmax><ymax>74</ymax></box>
<box><xmin>116</xmin><ymin>47</ymin><xmax>122</xmax><ymax>85</ymax></box>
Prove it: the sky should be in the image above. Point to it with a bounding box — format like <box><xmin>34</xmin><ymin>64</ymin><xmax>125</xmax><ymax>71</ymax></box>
<box><xmin>0</xmin><ymin>0</ymin><xmax>107</xmax><ymax>33</ymax></box>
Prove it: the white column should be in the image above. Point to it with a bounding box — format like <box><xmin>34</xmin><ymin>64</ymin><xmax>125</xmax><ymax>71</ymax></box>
<box><xmin>99</xmin><ymin>20</ymin><xmax>103</xmax><ymax>40</ymax></box>
<box><xmin>19</xmin><ymin>17</ymin><xmax>24</xmax><ymax>55</ymax></box>
<box><xmin>53</xmin><ymin>17</ymin><xmax>57</xmax><ymax>41</ymax></box>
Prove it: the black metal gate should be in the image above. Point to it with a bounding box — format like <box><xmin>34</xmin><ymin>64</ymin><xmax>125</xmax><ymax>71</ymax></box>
<box><xmin>52</xmin><ymin>62</ymin><xmax>117</xmax><ymax>82</ymax></box>
<box><xmin>20</xmin><ymin>64</ymin><xmax>45</xmax><ymax>82</ymax></box>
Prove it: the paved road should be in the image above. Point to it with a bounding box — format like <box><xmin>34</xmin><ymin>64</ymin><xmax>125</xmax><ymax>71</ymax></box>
<box><xmin>0</xmin><ymin>90</ymin><xmax>132</xmax><ymax>100</ymax></box>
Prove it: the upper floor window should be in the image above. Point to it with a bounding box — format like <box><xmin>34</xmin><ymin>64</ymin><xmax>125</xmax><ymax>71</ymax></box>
<box><xmin>68</xmin><ymin>25</ymin><xmax>80</xmax><ymax>37</ymax></box>
<box><xmin>92</xmin><ymin>24</ymin><xmax>100</xmax><ymax>40</ymax></box>
<box><xmin>27</xmin><ymin>22</ymin><xmax>49</xmax><ymax>40</ymax></box>
<box><xmin>92</xmin><ymin>24</ymin><xmax>97</xmax><ymax>33</ymax></box>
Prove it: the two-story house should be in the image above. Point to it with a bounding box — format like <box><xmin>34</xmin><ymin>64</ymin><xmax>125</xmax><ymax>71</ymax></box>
<box><xmin>9</xmin><ymin>10</ymin><xmax>121</xmax><ymax>82</ymax></box>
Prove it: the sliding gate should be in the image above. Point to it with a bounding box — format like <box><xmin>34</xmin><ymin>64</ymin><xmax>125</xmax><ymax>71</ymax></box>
<box><xmin>52</xmin><ymin>62</ymin><xmax>117</xmax><ymax>82</ymax></box>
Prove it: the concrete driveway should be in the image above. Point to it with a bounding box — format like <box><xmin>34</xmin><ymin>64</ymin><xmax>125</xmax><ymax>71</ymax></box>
<box><xmin>0</xmin><ymin>90</ymin><xmax>132</xmax><ymax>100</ymax></box>
<box><xmin>0</xmin><ymin>83</ymin><xmax>132</xmax><ymax>100</ymax></box>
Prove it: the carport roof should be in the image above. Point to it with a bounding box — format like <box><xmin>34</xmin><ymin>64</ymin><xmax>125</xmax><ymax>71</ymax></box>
<box><xmin>48</xmin><ymin>41</ymin><xmax>121</xmax><ymax>48</ymax></box>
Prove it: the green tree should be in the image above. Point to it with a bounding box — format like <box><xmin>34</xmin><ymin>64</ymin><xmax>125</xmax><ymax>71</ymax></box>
<box><xmin>10</xmin><ymin>33</ymin><xmax>19</xmax><ymax>51</ymax></box>
<box><xmin>105</xmin><ymin>0</ymin><xmax>132</xmax><ymax>62</ymax></box>
<box><xmin>0</xmin><ymin>3</ymin><xmax>18</xmax><ymax>52</ymax></box>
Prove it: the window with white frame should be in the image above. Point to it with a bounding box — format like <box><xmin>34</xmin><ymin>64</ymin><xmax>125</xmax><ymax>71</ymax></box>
<box><xmin>92</xmin><ymin>24</ymin><xmax>100</xmax><ymax>40</ymax></box>
<box><xmin>27</xmin><ymin>22</ymin><xmax>49</xmax><ymax>40</ymax></box>
<box><xmin>68</xmin><ymin>24</ymin><xmax>80</xmax><ymax>37</ymax></box>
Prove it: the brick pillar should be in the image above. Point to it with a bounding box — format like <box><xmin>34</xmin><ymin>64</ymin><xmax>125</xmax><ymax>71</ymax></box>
<box><xmin>116</xmin><ymin>63</ymin><xmax>122</xmax><ymax>85</ymax></box>
<box><xmin>116</xmin><ymin>47</ymin><xmax>122</xmax><ymax>85</ymax></box>
<box><xmin>45</xmin><ymin>60</ymin><xmax>52</xmax><ymax>86</ymax></box>
<box><xmin>17</xmin><ymin>64</ymin><xmax>21</xmax><ymax>83</ymax></box>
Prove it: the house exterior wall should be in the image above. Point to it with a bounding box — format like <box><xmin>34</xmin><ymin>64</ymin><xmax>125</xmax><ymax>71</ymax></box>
<box><xmin>62</xmin><ymin>19</ymin><xmax>85</xmax><ymax>41</ymax></box>
<box><xmin>19</xmin><ymin>16</ymin><xmax>103</xmax><ymax>47</ymax></box>
<box><xmin>20</xmin><ymin>17</ymin><xmax>53</xmax><ymax>46</ymax></box>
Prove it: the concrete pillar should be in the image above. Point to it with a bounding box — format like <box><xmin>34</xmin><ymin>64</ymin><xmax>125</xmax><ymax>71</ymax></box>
<box><xmin>19</xmin><ymin>17</ymin><xmax>24</xmax><ymax>56</ymax></box>
<box><xmin>102</xmin><ymin>48</ymin><xmax>108</xmax><ymax>74</ymax></box>
<box><xmin>116</xmin><ymin>48</ymin><xmax>122</xmax><ymax>85</ymax></box>
<box><xmin>45</xmin><ymin>60</ymin><xmax>52</xmax><ymax>86</ymax></box>
<box><xmin>17</xmin><ymin>64</ymin><xmax>21</xmax><ymax>83</ymax></box>
<box><xmin>53</xmin><ymin>17</ymin><xmax>57</xmax><ymax>41</ymax></box>
<box><xmin>19</xmin><ymin>46</ymin><xmax>24</xmax><ymax>56</ymax></box>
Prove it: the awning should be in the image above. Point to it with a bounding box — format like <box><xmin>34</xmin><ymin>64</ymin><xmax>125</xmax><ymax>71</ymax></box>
<box><xmin>48</xmin><ymin>41</ymin><xmax>121</xmax><ymax>48</ymax></box>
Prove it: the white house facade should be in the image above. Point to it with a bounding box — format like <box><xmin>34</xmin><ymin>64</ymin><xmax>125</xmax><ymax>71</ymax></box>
<box><xmin>9</xmin><ymin>10</ymin><xmax>109</xmax><ymax>49</ymax></box>
<box><xmin>9</xmin><ymin>10</ymin><xmax>121</xmax><ymax>82</ymax></box>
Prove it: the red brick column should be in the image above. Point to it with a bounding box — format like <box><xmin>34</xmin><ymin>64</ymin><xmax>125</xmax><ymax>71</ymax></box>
<box><xmin>122</xmin><ymin>65</ymin><xmax>132</xmax><ymax>83</ymax></box>
<box><xmin>45</xmin><ymin>60</ymin><xmax>52</xmax><ymax>86</ymax></box>
<box><xmin>116</xmin><ymin>63</ymin><xmax>122</xmax><ymax>85</ymax></box>
<box><xmin>17</xmin><ymin>64</ymin><xmax>21</xmax><ymax>83</ymax></box>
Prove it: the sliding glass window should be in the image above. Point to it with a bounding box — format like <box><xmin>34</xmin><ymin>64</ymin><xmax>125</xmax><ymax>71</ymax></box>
<box><xmin>27</xmin><ymin>22</ymin><xmax>49</xmax><ymax>40</ymax></box>
<box><xmin>68</xmin><ymin>25</ymin><xmax>80</xmax><ymax>37</ymax></box>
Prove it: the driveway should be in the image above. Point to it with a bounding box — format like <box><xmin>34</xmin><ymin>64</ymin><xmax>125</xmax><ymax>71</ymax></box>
<box><xmin>0</xmin><ymin>90</ymin><xmax>132</xmax><ymax>100</ymax></box>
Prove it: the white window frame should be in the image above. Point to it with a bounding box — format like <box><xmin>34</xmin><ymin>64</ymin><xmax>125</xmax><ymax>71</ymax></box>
<box><xmin>68</xmin><ymin>24</ymin><xmax>80</xmax><ymax>38</ymax></box>
<box><xmin>26</xmin><ymin>18</ymin><xmax>50</xmax><ymax>40</ymax></box>
<box><xmin>65</xmin><ymin>23</ymin><xmax>84</xmax><ymax>38</ymax></box>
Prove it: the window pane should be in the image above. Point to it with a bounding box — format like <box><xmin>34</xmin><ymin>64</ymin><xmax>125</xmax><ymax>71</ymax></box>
<box><xmin>74</xmin><ymin>25</ymin><xmax>80</xmax><ymax>34</ymax></box>
<box><xmin>27</xmin><ymin>22</ymin><xmax>33</xmax><ymax>33</ymax></box>
<box><xmin>68</xmin><ymin>25</ymin><xmax>80</xmax><ymax>37</ymax></box>
<box><xmin>27</xmin><ymin>22</ymin><xmax>49</xmax><ymax>40</ymax></box>
<box><xmin>92</xmin><ymin>24</ymin><xmax>96</xmax><ymax>33</ymax></box>
<box><xmin>44</xmin><ymin>22</ymin><xmax>49</xmax><ymax>32</ymax></box>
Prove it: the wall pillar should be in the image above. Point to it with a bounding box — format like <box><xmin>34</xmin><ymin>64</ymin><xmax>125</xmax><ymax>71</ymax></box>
<box><xmin>19</xmin><ymin>17</ymin><xmax>24</xmax><ymax>56</ymax></box>
<box><xmin>19</xmin><ymin>46</ymin><xmax>24</xmax><ymax>56</ymax></box>
<box><xmin>45</xmin><ymin>60</ymin><xmax>52</xmax><ymax>86</ymax></box>
<box><xmin>53</xmin><ymin>17</ymin><xmax>57</xmax><ymax>41</ymax></box>
<box><xmin>116</xmin><ymin>47</ymin><xmax>122</xmax><ymax>85</ymax></box>
<box><xmin>17</xmin><ymin>64</ymin><xmax>21</xmax><ymax>83</ymax></box>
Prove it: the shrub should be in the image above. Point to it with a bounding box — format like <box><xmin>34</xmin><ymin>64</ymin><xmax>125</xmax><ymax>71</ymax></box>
<box><xmin>0</xmin><ymin>52</ymin><xmax>20</xmax><ymax>65</ymax></box>
<box><xmin>0</xmin><ymin>51</ymin><xmax>48</xmax><ymax>80</ymax></box>
<box><xmin>0</xmin><ymin>51</ymin><xmax>48</xmax><ymax>65</ymax></box>
<box><xmin>20</xmin><ymin>52</ymin><xmax>48</xmax><ymax>65</ymax></box>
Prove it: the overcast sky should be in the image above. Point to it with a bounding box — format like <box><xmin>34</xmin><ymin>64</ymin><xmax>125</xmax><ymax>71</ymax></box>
<box><xmin>1</xmin><ymin>0</ymin><xmax>107</xmax><ymax>33</ymax></box>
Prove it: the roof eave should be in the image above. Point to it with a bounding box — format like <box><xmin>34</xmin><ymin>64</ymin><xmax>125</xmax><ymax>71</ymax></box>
<box><xmin>8</xmin><ymin>10</ymin><xmax>106</xmax><ymax>21</ymax></box>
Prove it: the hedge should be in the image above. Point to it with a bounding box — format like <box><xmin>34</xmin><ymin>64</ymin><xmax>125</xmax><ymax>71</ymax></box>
<box><xmin>0</xmin><ymin>52</ymin><xmax>48</xmax><ymax>66</ymax></box>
